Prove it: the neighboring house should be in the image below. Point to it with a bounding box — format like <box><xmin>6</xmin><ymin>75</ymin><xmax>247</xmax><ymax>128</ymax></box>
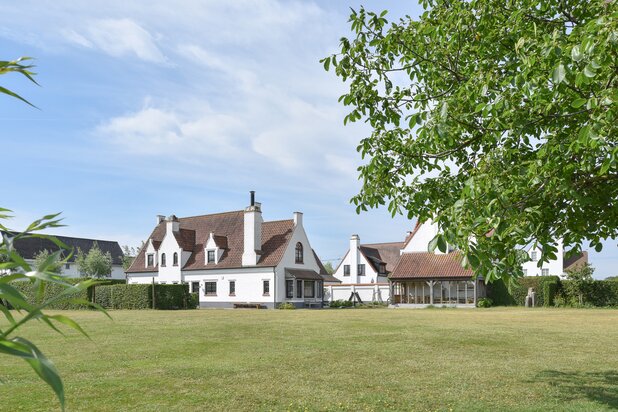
<box><xmin>523</xmin><ymin>243</ymin><xmax>588</xmax><ymax>278</ymax></box>
<box><xmin>328</xmin><ymin>235</ymin><xmax>401</xmax><ymax>303</ymax></box>
<box><xmin>125</xmin><ymin>192</ymin><xmax>329</xmax><ymax>308</ymax></box>
<box><xmin>329</xmin><ymin>221</ymin><xmax>485</xmax><ymax>307</ymax></box>
<box><xmin>1</xmin><ymin>231</ymin><xmax>125</xmax><ymax>279</ymax></box>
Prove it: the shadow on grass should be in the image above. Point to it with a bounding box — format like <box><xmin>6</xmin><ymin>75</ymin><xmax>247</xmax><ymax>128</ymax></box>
<box><xmin>536</xmin><ymin>370</ymin><xmax>618</xmax><ymax>409</ymax></box>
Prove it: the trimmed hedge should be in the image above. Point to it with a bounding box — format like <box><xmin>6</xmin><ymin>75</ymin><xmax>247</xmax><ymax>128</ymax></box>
<box><xmin>10</xmin><ymin>277</ymin><xmax>125</xmax><ymax>310</ymax></box>
<box><xmin>557</xmin><ymin>280</ymin><xmax>618</xmax><ymax>307</ymax></box>
<box><xmin>94</xmin><ymin>284</ymin><xmax>196</xmax><ymax>310</ymax></box>
<box><xmin>488</xmin><ymin>276</ymin><xmax>560</xmax><ymax>307</ymax></box>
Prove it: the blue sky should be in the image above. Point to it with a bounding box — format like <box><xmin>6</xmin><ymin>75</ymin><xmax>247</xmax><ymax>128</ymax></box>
<box><xmin>1</xmin><ymin>1</ymin><xmax>615</xmax><ymax>278</ymax></box>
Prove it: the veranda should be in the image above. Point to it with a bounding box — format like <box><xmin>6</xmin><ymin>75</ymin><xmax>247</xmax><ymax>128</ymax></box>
<box><xmin>390</xmin><ymin>279</ymin><xmax>484</xmax><ymax>307</ymax></box>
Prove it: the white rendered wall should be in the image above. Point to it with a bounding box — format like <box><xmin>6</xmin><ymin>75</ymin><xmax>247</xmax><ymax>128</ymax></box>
<box><xmin>274</xmin><ymin>215</ymin><xmax>322</xmax><ymax>304</ymax></box>
<box><xmin>402</xmin><ymin>220</ymin><xmax>444</xmax><ymax>253</ymax></box>
<box><xmin>521</xmin><ymin>241</ymin><xmax>564</xmax><ymax>277</ymax></box>
<box><xmin>156</xmin><ymin>231</ymin><xmax>183</xmax><ymax>284</ymax></box>
<box><xmin>325</xmin><ymin>284</ymin><xmax>390</xmax><ymax>303</ymax></box>
<box><xmin>183</xmin><ymin>267</ymin><xmax>275</xmax><ymax>304</ymax></box>
<box><xmin>332</xmin><ymin>247</ymin><xmax>378</xmax><ymax>284</ymax></box>
<box><xmin>24</xmin><ymin>259</ymin><xmax>125</xmax><ymax>280</ymax></box>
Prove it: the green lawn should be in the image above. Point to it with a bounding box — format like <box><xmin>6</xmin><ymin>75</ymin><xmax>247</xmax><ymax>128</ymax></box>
<box><xmin>1</xmin><ymin>308</ymin><xmax>617</xmax><ymax>411</ymax></box>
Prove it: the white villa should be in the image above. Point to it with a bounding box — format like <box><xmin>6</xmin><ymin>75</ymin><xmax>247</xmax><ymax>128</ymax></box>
<box><xmin>125</xmin><ymin>192</ymin><xmax>330</xmax><ymax>308</ymax></box>
<box><xmin>1</xmin><ymin>232</ymin><xmax>125</xmax><ymax>279</ymax></box>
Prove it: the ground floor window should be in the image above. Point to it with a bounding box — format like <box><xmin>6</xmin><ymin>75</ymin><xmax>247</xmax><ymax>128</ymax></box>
<box><xmin>205</xmin><ymin>281</ymin><xmax>217</xmax><ymax>296</ymax></box>
<box><xmin>229</xmin><ymin>280</ymin><xmax>235</xmax><ymax>296</ymax></box>
<box><xmin>263</xmin><ymin>280</ymin><xmax>270</xmax><ymax>296</ymax></box>
<box><xmin>191</xmin><ymin>282</ymin><xmax>199</xmax><ymax>293</ymax></box>
<box><xmin>296</xmin><ymin>280</ymin><xmax>302</xmax><ymax>298</ymax></box>
<box><xmin>286</xmin><ymin>279</ymin><xmax>293</xmax><ymax>298</ymax></box>
<box><xmin>304</xmin><ymin>280</ymin><xmax>315</xmax><ymax>298</ymax></box>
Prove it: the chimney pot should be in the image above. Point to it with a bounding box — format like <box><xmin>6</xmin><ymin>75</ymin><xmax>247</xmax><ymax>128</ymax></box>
<box><xmin>157</xmin><ymin>215</ymin><xmax>165</xmax><ymax>224</ymax></box>
<box><xmin>250</xmin><ymin>191</ymin><xmax>255</xmax><ymax>206</ymax></box>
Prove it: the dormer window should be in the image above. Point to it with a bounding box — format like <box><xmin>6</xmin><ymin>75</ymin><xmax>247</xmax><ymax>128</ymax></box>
<box><xmin>147</xmin><ymin>254</ymin><xmax>154</xmax><ymax>267</ymax></box>
<box><xmin>531</xmin><ymin>251</ymin><xmax>538</xmax><ymax>261</ymax></box>
<box><xmin>378</xmin><ymin>263</ymin><xmax>386</xmax><ymax>275</ymax></box>
<box><xmin>173</xmin><ymin>252</ymin><xmax>178</xmax><ymax>266</ymax></box>
<box><xmin>207</xmin><ymin>250</ymin><xmax>215</xmax><ymax>263</ymax></box>
<box><xmin>295</xmin><ymin>242</ymin><xmax>303</xmax><ymax>264</ymax></box>
<box><xmin>161</xmin><ymin>253</ymin><xmax>166</xmax><ymax>267</ymax></box>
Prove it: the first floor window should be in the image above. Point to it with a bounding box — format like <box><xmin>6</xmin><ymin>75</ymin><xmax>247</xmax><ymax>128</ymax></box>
<box><xmin>295</xmin><ymin>242</ymin><xmax>304</xmax><ymax>264</ymax></box>
<box><xmin>147</xmin><ymin>254</ymin><xmax>154</xmax><ymax>266</ymax></box>
<box><xmin>358</xmin><ymin>264</ymin><xmax>365</xmax><ymax>276</ymax></box>
<box><xmin>191</xmin><ymin>282</ymin><xmax>199</xmax><ymax>293</ymax></box>
<box><xmin>286</xmin><ymin>280</ymin><xmax>293</xmax><ymax>299</ymax></box>
<box><xmin>304</xmin><ymin>280</ymin><xmax>315</xmax><ymax>298</ymax></box>
<box><xmin>207</xmin><ymin>250</ymin><xmax>215</xmax><ymax>263</ymax></box>
<box><xmin>205</xmin><ymin>281</ymin><xmax>217</xmax><ymax>295</ymax></box>
<box><xmin>161</xmin><ymin>253</ymin><xmax>166</xmax><ymax>267</ymax></box>
<box><xmin>378</xmin><ymin>263</ymin><xmax>386</xmax><ymax>275</ymax></box>
<box><xmin>531</xmin><ymin>251</ymin><xmax>538</xmax><ymax>261</ymax></box>
<box><xmin>343</xmin><ymin>265</ymin><xmax>350</xmax><ymax>276</ymax></box>
<box><xmin>296</xmin><ymin>280</ymin><xmax>302</xmax><ymax>298</ymax></box>
<box><xmin>263</xmin><ymin>280</ymin><xmax>270</xmax><ymax>295</ymax></box>
<box><xmin>173</xmin><ymin>252</ymin><xmax>178</xmax><ymax>266</ymax></box>
<box><xmin>229</xmin><ymin>280</ymin><xmax>236</xmax><ymax>295</ymax></box>
<box><xmin>542</xmin><ymin>269</ymin><xmax>549</xmax><ymax>276</ymax></box>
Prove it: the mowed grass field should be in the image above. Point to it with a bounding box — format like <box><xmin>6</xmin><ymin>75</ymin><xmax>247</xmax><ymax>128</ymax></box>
<box><xmin>1</xmin><ymin>308</ymin><xmax>617</xmax><ymax>411</ymax></box>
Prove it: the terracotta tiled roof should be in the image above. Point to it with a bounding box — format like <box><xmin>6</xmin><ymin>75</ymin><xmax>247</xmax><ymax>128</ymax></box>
<box><xmin>359</xmin><ymin>242</ymin><xmax>404</xmax><ymax>274</ymax></box>
<box><xmin>126</xmin><ymin>211</ymin><xmax>294</xmax><ymax>273</ymax></box>
<box><xmin>174</xmin><ymin>229</ymin><xmax>196</xmax><ymax>251</ymax></box>
<box><xmin>212</xmin><ymin>235</ymin><xmax>228</xmax><ymax>249</ymax></box>
<box><xmin>563</xmin><ymin>251</ymin><xmax>588</xmax><ymax>272</ymax></box>
<box><xmin>390</xmin><ymin>252</ymin><xmax>473</xmax><ymax>279</ymax></box>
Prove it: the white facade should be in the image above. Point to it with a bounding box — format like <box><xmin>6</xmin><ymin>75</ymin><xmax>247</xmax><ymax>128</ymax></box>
<box><xmin>521</xmin><ymin>241</ymin><xmax>565</xmax><ymax>277</ymax></box>
<box><xmin>332</xmin><ymin>235</ymin><xmax>388</xmax><ymax>284</ymax></box>
<box><xmin>21</xmin><ymin>259</ymin><xmax>125</xmax><ymax>280</ymax></box>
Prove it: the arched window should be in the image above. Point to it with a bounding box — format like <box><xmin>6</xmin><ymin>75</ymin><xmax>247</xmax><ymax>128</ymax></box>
<box><xmin>173</xmin><ymin>252</ymin><xmax>178</xmax><ymax>266</ymax></box>
<box><xmin>295</xmin><ymin>242</ymin><xmax>303</xmax><ymax>264</ymax></box>
<box><xmin>161</xmin><ymin>253</ymin><xmax>166</xmax><ymax>267</ymax></box>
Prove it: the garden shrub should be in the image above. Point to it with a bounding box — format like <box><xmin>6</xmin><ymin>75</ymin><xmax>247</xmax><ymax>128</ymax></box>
<box><xmin>11</xmin><ymin>278</ymin><xmax>93</xmax><ymax>310</ymax></box>
<box><xmin>486</xmin><ymin>279</ymin><xmax>516</xmax><ymax>306</ymax></box>
<box><xmin>187</xmin><ymin>292</ymin><xmax>199</xmax><ymax>309</ymax></box>
<box><xmin>277</xmin><ymin>302</ymin><xmax>296</xmax><ymax>310</ymax></box>
<box><xmin>491</xmin><ymin>276</ymin><xmax>560</xmax><ymax>307</ymax></box>
<box><xmin>558</xmin><ymin>280</ymin><xmax>618</xmax><ymax>307</ymax></box>
<box><xmin>95</xmin><ymin>284</ymin><xmax>195</xmax><ymax>309</ymax></box>
<box><xmin>477</xmin><ymin>297</ymin><xmax>493</xmax><ymax>308</ymax></box>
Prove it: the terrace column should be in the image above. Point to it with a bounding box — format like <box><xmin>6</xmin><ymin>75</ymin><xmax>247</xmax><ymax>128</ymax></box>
<box><xmin>330</xmin><ymin>285</ymin><xmax>333</xmax><ymax>303</ymax></box>
<box><xmin>427</xmin><ymin>281</ymin><xmax>434</xmax><ymax>305</ymax></box>
<box><xmin>473</xmin><ymin>279</ymin><xmax>478</xmax><ymax>305</ymax></box>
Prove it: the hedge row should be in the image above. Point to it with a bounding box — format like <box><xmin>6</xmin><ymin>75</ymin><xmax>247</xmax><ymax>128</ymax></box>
<box><xmin>10</xmin><ymin>278</ymin><xmax>125</xmax><ymax>310</ymax></box>
<box><xmin>94</xmin><ymin>284</ymin><xmax>198</xmax><ymax>310</ymax></box>
<box><xmin>488</xmin><ymin>277</ymin><xmax>618</xmax><ymax>307</ymax></box>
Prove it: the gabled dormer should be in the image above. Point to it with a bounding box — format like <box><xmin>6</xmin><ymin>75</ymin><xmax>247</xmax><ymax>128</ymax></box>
<box><xmin>144</xmin><ymin>238</ymin><xmax>160</xmax><ymax>269</ymax></box>
<box><xmin>205</xmin><ymin>232</ymin><xmax>227</xmax><ymax>265</ymax></box>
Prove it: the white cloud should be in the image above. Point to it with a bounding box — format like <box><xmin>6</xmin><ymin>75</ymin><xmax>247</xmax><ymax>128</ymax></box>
<box><xmin>60</xmin><ymin>18</ymin><xmax>166</xmax><ymax>62</ymax></box>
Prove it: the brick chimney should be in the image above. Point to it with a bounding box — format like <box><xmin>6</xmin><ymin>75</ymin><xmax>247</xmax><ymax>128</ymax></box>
<box><xmin>242</xmin><ymin>191</ymin><xmax>263</xmax><ymax>266</ymax></box>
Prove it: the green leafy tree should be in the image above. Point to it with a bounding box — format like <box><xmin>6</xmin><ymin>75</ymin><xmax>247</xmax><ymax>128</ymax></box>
<box><xmin>322</xmin><ymin>1</ymin><xmax>617</xmax><ymax>283</ymax></box>
<box><xmin>323</xmin><ymin>261</ymin><xmax>336</xmax><ymax>275</ymax></box>
<box><xmin>564</xmin><ymin>262</ymin><xmax>595</xmax><ymax>305</ymax></box>
<box><xmin>33</xmin><ymin>250</ymin><xmax>63</xmax><ymax>275</ymax></box>
<box><xmin>0</xmin><ymin>210</ymin><xmax>108</xmax><ymax>410</ymax></box>
<box><xmin>75</xmin><ymin>242</ymin><xmax>113</xmax><ymax>278</ymax></box>
<box><xmin>121</xmin><ymin>245</ymin><xmax>140</xmax><ymax>271</ymax></box>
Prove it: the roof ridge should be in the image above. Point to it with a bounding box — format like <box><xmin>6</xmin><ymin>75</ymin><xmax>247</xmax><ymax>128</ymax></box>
<box><xmin>2</xmin><ymin>231</ymin><xmax>121</xmax><ymax>245</ymax></box>
<box><xmin>361</xmin><ymin>241</ymin><xmax>404</xmax><ymax>247</ymax></box>
<box><xmin>263</xmin><ymin>218</ymin><xmax>294</xmax><ymax>224</ymax></box>
<box><xmin>178</xmin><ymin>210</ymin><xmax>244</xmax><ymax>220</ymax></box>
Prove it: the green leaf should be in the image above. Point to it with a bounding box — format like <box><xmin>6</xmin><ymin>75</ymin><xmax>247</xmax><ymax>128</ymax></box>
<box><xmin>595</xmin><ymin>243</ymin><xmax>603</xmax><ymax>252</ymax></box>
<box><xmin>583</xmin><ymin>65</ymin><xmax>596</xmax><ymax>78</ymax></box>
<box><xmin>571</xmin><ymin>98</ymin><xmax>587</xmax><ymax>108</ymax></box>
<box><xmin>428</xmin><ymin>234</ymin><xmax>439</xmax><ymax>252</ymax></box>
<box><xmin>48</xmin><ymin>314</ymin><xmax>90</xmax><ymax>338</ymax></box>
<box><xmin>436</xmin><ymin>235</ymin><xmax>447</xmax><ymax>253</ymax></box>
<box><xmin>571</xmin><ymin>45</ymin><xmax>583</xmax><ymax>62</ymax></box>
<box><xmin>552</xmin><ymin>64</ymin><xmax>565</xmax><ymax>84</ymax></box>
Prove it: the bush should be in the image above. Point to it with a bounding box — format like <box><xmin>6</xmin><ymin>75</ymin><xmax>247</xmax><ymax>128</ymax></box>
<box><xmin>11</xmin><ymin>278</ymin><xmax>94</xmax><ymax>310</ymax></box>
<box><xmin>557</xmin><ymin>280</ymin><xmax>618</xmax><ymax>307</ymax></box>
<box><xmin>491</xmin><ymin>276</ymin><xmax>561</xmax><ymax>307</ymax></box>
<box><xmin>486</xmin><ymin>279</ymin><xmax>516</xmax><ymax>306</ymax></box>
<box><xmin>329</xmin><ymin>299</ymin><xmax>353</xmax><ymax>308</ymax></box>
<box><xmin>477</xmin><ymin>297</ymin><xmax>493</xmax><ymax>308</ymax></box>
<box><xmin>95</xmin><ymin>284</ymin><xmax>195</xmax><ymax>310</ymax></box>
<box><xmin>277</xmin><ymin>302</ymin><xmax>296</xmax><ymax>310</ymax></box>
